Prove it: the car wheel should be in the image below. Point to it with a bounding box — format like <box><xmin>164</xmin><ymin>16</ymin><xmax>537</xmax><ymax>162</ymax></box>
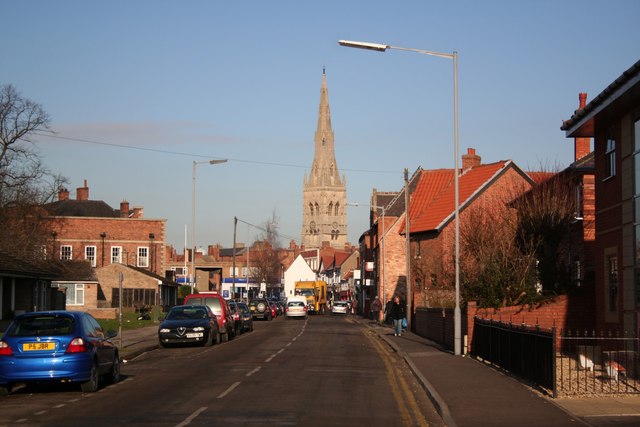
<box><xmin>107</xmin><ymin>354</ymin><xmax>120</xmax><ymax>384</ymax></box>
<box><xmin>200</xmin><ymin>332</ymin><xmax>209</xmax><ymax>347</ymax></box>
<box><xmin>221</xmin><ymin>331</ymin><xmax>228</xmax><ymax>343</ymax></box>
<box><xmin>211</xmin><ymin>330</ymin><xmax>218</xmax><ymax>345</ymax></box>
<box><xmin>81</xmin><ymin>361</ymin><xmax>99</xmax><ymax>393</ymax></box>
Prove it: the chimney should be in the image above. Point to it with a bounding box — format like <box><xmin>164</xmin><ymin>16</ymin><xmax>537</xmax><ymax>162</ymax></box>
<box><xmin>462</xmin><ymin>148</ymin><xmax>481</xmax><ymax>169</ymax></box>
<box><xmin>132</xmin><ymin>206</ymin><xmax>143</xmax><ymax>218</ymax></box>
<box><xmin>120</xmin><ymin>200</ymin><xmax>130</xmax><ymax>218</ymax></box>
<box><xmin>575</xmin><ymin>93</ymin><xmax>591</xmax><ymax>161</ymax></box>
<box><xmin>58</xmin><ymin>187</ymin><xmax>69</xmax><ymax>201</ymax></box>
<box><xmin>76</xmin><ymin>179</ymin><xmax>89</xmax><ymax>201</ymax></box>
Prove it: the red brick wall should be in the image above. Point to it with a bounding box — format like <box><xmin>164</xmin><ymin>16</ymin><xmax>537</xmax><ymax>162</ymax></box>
<box><xmin>48</xmin><ymin>217</ymin><xmax>166</xmax><ymax>276</ymax></box>
<box><xmin>415</xmin><ymin>293</ymin><xmax>595</xmax><ymax>352</ymax></box>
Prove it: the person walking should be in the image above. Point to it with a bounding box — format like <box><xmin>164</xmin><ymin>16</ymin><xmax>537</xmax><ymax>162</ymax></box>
<box><xmin>384</xmin><ymin>298</ymin><xmax>393</xmax><ymax>325</ymax></box>
<box><xmin>370</xmin><ymin>296</ymin><xmax>382</xmax><ymax>323</ymax></box>
<box><xmin>389</xmin><ymin>296</ymin><xmax>406</xmax><ymax>337</ymax></box>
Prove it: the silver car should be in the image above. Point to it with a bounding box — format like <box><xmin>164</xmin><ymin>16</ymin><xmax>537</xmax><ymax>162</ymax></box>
<box><xmin>285</xmin><ymin>300</ymin><xmax>308</xmax><ymax>319</ymax></box>
<box><xmin>331</xmin><ymin>301</ymin><xmax>350</xmax><ymax>315</ymax></box>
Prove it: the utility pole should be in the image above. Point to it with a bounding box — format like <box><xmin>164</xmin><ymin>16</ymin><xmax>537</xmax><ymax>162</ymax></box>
<box><xmin>405</xmin><ymin>168</ymin><xmax>411</xmax><ymax>329</ymax></box>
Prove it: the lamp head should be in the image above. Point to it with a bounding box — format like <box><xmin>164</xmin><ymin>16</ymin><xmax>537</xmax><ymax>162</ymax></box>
<box><xmin>209</xmin><ymin>159</ymin><xmax>228</xmax><ymax>165</ymax></box>
<box><xmin>338</xmin><ymin>40</ymin><xmax>388</xmax><ymax>52</ymax></box>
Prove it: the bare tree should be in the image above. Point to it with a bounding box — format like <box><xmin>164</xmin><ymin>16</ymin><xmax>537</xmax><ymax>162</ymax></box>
<box><xmin>512</xmin><ymin>173</ymin><xmax>577</xmax><ymax>293</ymax></box>
<box><xmin>459</xmin><ymin>200</ymin><xmax>539</xmax><ymax>308</ymax></box>
<box><xmin>0</xmin><ymin>83</ymin><xmax>67</xmax><ymax>261</ymax></box>
<box><xmin>248</xmin><ymin>211</ymin><xmax>284</xmax><ymax>294</ymax></box>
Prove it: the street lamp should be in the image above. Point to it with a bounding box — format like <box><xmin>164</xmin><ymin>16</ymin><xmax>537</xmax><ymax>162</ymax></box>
<box><xmin>339</xmin><ymin>39</ymin><xmax>461</xmax><ymax>355</ymax></box>
<box><xmin>191</xmin><ymin>159</ymin><xmax>228</xmax><ymax>292</ymax></box>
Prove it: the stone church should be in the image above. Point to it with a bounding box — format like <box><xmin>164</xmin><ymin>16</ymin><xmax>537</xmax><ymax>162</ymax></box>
<box><xmin>301</xmin><ymin>70</ymin><xmax>347</xmax><ymax>249</ymax></box>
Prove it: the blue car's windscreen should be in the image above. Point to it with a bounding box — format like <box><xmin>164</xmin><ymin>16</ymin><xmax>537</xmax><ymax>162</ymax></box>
<box><xmin>8</xmin><ymin>316</ymin><xmax>75</xmax><ymax>337</ymax></box>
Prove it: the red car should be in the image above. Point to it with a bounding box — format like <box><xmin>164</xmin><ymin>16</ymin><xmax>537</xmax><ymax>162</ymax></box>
<box><xmin>183</xmin><ymin>292</ymin><xmax>236</xmax><ymax>342</ymax></box>
<box><xmin>268</xmin><ymin>300</ymin><xmax>278</xmax><ymax>318</ymax></box>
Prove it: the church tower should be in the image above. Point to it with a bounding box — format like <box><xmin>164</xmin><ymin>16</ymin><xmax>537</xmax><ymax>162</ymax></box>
<box><xmin>302</xmin><ymin>69</ymin><xmax>347</xmax><ymax>249</ymax></box>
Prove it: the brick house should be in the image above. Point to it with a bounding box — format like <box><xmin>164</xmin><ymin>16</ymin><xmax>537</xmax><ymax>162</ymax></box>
<box><xmin>0</xmin><ymin>252</ymin><xmax>60</xmax><ymax>322</ymax></box>
<box><xmin>42</xmin><ymin>181</ymin><xmax>172</xmax><ymax>313</ymax></box>
<box><xmin>561</xmin><ymin>59</ymin><xmax>640</xmax><ymax>335</ymax></box>
<box><xmin>408</xmin><ymin>151</ymin><xmax>536</xmax><ymax>310</ymax></box>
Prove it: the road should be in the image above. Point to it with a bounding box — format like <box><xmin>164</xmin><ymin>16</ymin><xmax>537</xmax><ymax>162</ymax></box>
<box><xmin>0</xmin><ymin>314</ymin><xmax>443</xmax><ymax>427</ymax></box>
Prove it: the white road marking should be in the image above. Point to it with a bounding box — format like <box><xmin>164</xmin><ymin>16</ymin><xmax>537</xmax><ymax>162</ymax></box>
<box><xmin>217</xmin><ymin>381</ymin><xmax>241</xmax><ymax>399</ymax></box>
<box><xmin>175</xmin><ymin>406</ymin><xmax>207</xmax><ymax>427</ymax></box>
<box><xmin>246</xmin><ymin>367</ymin><xmax>261</xmax><ymax>376</ymax></box>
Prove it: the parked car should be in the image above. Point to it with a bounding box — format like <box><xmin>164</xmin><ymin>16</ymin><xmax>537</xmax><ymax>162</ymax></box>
<box><xmin>268</xmin><ymin>298</ymin><xmax>284</xmax><ymax>316</ymax></box>
<box><xmin>228</xmin><ymin>302</ymin><xmax>244</xmax><ymax>335</ymax></box>
<box><xmin>249</xmin><ymin>298</ymin><xmax>272</xmax><ymax>321</ymax></box>
<box><xmin>268</xmin><ymin>300</ymin><xmax>278</xmax><ymax>318</ymax></box>
<box><xmin>285</xmin><ymin>298</ymin><xmax>308</xmax><ymax>319</ymax></box>
<box><xmin>158</xmin><ymin>305</ymin><xmax>218</xmax><ymax>348</ymax></box>
<box><xmin>236</xmin><ymin>302</ymin><xmax>254</xmax><ymax>332</ymax></box>
<box><xmin>331</xmin><ymin>300</ymin><xmax>350</xmax><ymax>315</ymax></box>
<box><xmin>183</xmin><ymin>292</ymin><xmax>235</xmax><ymax>342</ymax></box>
<box><xmin>0</xmin><ymin>311</ymin><xmax>120</xmax><ymax>395</ymax></box>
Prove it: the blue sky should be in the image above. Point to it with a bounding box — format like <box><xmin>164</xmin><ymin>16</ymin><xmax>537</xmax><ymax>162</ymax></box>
<box><xmin>2</xmin><ymin>1</ymin><xmax>639</xmax><ymax>251</ymax></box>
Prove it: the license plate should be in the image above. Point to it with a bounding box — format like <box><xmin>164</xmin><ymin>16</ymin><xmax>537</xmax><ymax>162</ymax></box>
<box><xmin>186</xmin><ymin>333</ymin><xmax>203</xmax><ymax>338</ymax></box>
<box><xmin>23</xmin><ymin>342</ymin><xmax>55</xmax><ymax>351</ymax></box>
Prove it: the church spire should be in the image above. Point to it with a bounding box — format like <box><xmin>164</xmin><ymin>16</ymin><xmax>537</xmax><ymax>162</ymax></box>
<box><xmin>301</xmin><ymin>69</ymin><xmax>348</xmax><ymax>249</ymax></box>
<box><xmin>309</xmin><ymin>69</ymin><xmax>341</xmax><ymax>187</ymax></box>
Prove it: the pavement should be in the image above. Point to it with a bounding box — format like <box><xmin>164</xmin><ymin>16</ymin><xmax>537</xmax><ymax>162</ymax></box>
<box><xmin>357</xmin><ymin>317</ymin><xmax>640</xmax><ymax>427</ymax></box>
<box><xmin>114</xmin><ymin>318</ymin><xmax>640</xmax><ymax>426</ymax></box>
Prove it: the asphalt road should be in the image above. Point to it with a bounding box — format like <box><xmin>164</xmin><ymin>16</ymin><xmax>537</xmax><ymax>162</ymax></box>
<box><xmin>0</xmin><ymin>314</ymin><xmax>443</xmax><ymax>427</ymax></box>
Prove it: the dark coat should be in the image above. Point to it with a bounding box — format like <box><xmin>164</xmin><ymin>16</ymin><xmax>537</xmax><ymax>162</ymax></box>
<box><xmin>389</xmin><ymin>301</ymin><xmax>406</xmax><ymax>320</ymax></box>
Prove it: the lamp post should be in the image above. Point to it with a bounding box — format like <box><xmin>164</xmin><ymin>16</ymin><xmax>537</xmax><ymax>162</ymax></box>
<box><xmin>191</xmin><ymin>159</ymin><xmax>228</xmax><ymax>292</ymax></box>
<box><xmin>339</xmin><ymin>39</ymin><xmax>461</xmax><ymax>355</ymax></box>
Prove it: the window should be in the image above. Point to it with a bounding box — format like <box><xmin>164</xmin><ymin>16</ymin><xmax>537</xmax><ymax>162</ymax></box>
<box><xmin>328</xmin><ymin>202</ymin><xmax>333</xmax><ymax>216</ymax></box>
<box><xmin>85</xmin><ymin>246</ymin><xmax>96</xmax><ymax>267</ymax></box>
<box><xmin>137</xmin><ymin>247</ymin><xmax>149</xmax><ymax>268</ymax></box>
<box><xmin>574</xmin><ymin>183</ymin><xmax>584</xmax><ymax>219</ymax></box>
<box><xmin>335</xmin><ymin>202</ymin><xmax>340</xmax><ymax>216</ymax></box>
<box><xmin>605</xmin><ymin>133</ymin><xmax>616</xmax><ymax>179</ymax></box>
<box><xmin>309</xmin><ymin>203</ymin><xmax>314</xmax><ymax>216</ymax></box>
<box><xmin>111</xmin><ymin>246</ymin><xmax>122</xmax><ymax>264</ymax></box>
<box><xmin>60</xmin><ymin>283</ymin><xmax>84</xmax><ymax>305</ymax></box>
<box><xmin>172</xmin><ymin>267</ymin><xmax>187</xmax><ymax>276</ymax></box>
<box><xmin>607</xmin><ymin>255</ymin><xmax>618</xmax><ymax>312</ymax></box>
<box><xmin>60</xmin><ymin>245</ymin><xmax>72</xmax><ymax>261</ymax></box>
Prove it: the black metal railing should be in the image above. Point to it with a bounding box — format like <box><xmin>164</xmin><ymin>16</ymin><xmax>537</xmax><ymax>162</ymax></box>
<box><xmin>557</xmin><ymin>330</ymin><xmax>640</xmax><ymax>396</ymax></box>
<box><xmin>472</xmin><ymin>317</ymin><xmax>556</xmax><ymax>395</ymax></box>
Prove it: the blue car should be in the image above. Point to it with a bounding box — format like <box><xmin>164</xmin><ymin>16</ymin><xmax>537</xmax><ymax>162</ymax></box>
<box><xmin>0</xmin><ymin>311</ymin><xmax>120</xmax><ymax>395</ymax></box>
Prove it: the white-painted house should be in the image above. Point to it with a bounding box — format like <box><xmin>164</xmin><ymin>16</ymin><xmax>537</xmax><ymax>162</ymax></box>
<box><xmin>283</xmin><ymin>255</ymin><xmax>316</xmax><ymax>298</ymax></box>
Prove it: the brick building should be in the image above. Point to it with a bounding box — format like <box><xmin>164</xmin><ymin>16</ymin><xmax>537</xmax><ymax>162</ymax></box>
<box><xmin>42</xmin><ymin>181</ymin><xmax>174</xmax><ymax>312</ymax></box>
<box><xmin>562</xmin><ymin>59</ymin><xmax>640</xmax><ymax>334</ymax></box>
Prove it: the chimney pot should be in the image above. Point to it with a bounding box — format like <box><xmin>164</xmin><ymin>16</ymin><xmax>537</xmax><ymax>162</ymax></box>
<box><xmin>575</xmin><ymin>93</ymin><xmax>591</xmax><ymax>161</ymax></box>
<box><xmin>58</xmin><ymin>187</ymin><xmax>69</xmax><ymax>201</ymax></box>
<box><xmin>76</xmin><ymin>180</ymin><xmax>89</xmax><ymax>201</ymax></box>
<box><xmin>462</xmin><ymin>147</ymin><xmax>482</xmax><ymax>169</ymax></box>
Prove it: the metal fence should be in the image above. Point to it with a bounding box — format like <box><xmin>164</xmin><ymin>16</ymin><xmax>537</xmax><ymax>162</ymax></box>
<box><xmin>471</xmin><ymin>317</ymin><xmax>556</xmax><ymax>394</ymax></box>
<box><xmin>472</xmin><ymin>317</ymin><xmax>640</xmax><ymax>397</ymax></box>
<box><xmin>557</xmin><ymin>330</ymin><xmax>640</xmax><ymax>396</ymax></box>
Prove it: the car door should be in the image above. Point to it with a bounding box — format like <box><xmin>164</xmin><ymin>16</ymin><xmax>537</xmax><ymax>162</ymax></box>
<box><xmin>83</xmin><ymin>314</ymin><xmax>115</xmax><ymax>375</ymax></box>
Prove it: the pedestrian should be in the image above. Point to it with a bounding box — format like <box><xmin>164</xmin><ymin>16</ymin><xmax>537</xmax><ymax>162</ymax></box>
<box><xmin>384</xmin><ymin>299</ymin><xmax>393</xmax><ymax>325</ymax></box>
<box><xmin>370</xmin><ymin>296</ymin><xmax>382</xmax><ymax>323</ymax></box>
<box><xmin>389</xmin><ymin>296</ymin><xmax>406</xmax><ymax>337</ymax></box>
